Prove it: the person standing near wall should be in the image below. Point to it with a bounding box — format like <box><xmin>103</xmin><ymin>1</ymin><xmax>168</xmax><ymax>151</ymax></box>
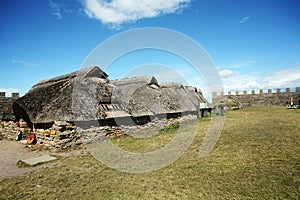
<box><xmin>0</xmin><ymin>112</ymin><xmax>2</xmax><ymax>132</ymax></box>
<box><xmin>290</xmin><ymin>97</ymin><xmax>294</xmax><ymax>108</ymax></box>
<box><xmin>219</xmin><ymin>101</ymin><xmax>225</xmax><ymax>116</ymax></box>
<box><xmin>15</xmin><ymin>129</ymin><xmax>22</xmax><ymax>141</ymax></box>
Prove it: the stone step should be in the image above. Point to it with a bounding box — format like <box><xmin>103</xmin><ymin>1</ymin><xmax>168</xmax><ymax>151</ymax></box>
<box><xmin>21</xmin><ymin>155</ymin><xmax>57</xmax><ymax>166</ymax></box>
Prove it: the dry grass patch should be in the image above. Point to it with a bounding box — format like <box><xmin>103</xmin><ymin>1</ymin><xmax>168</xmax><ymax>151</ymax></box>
<box><xmin>0</xmin><ymin>107</ymin><xmax>299</xmax><ymax>199</ymax></box>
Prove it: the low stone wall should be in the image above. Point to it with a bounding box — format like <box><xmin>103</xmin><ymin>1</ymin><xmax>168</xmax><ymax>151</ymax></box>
<box><xmin>1</xmin><ymin>115</ymin><xmax>199</xmax><ymax>149</ymax></box>
<box><xmin>34</xmin><ymin>121</ymin><xmax>81</xmax><ymax>149</ymax></box>
<box><xmin>80</xmin><ymin>114</ymin><xmax>197</xmax><ymax>143</ymax></box>
<box><xmin>1</xmin><ymin>120</ymin><xmax>31</xmax><ymax>140</ymax></box>
<box><xmin>1</xmin><ymin>121</ymin><xmax>21</xmax><ymax>140</ymax></box>
<box><xmin>213</xmin><ymin>87</ymin><xmax>300</xmax><ymax>107</ymax></box>
<box><xmin>0</xmin><ymin>120</ymin><xmax>82</xmax><ymax>149</ymax></box>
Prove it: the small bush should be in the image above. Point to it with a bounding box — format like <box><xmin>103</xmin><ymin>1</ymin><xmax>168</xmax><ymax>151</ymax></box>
<box><xmin>160</xmin><ymin>122</ymin><xmax>180</xmax><ymax>134</ymax></box>
<box><xmin>226</xmin><ymin>99</ymin><xmax>239</xmax><ymax>107</ymax></box>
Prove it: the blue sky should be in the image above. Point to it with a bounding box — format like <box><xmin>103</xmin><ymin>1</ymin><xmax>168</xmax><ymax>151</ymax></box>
<box><xmin>1</xmin><ymin>0</ymin><xmax>300</xmax><ymax>98</ymax></box>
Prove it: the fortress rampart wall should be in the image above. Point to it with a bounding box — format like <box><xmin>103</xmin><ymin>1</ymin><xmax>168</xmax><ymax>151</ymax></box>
<box><xmin>0</xmin><ymin>92</ymin><xmax>20</xmax><ymax>120</ymax></box>
<box><xmin>212</xmin><ymin>87</ymin><xmax>300</xmax><ymax>106</ymax></box>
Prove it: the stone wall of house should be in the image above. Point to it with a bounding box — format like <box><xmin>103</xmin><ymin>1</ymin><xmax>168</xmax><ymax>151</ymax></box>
<box><xmin>213</xmin><ymin>87</ymin><xmax>300</xmax><ymax>107</ymax></box>
<box><xmin>0</xmin><ymin>90</ymin><xmax>203</xmax><ymax>149</ymax></box>
<box><xmin>1</xmin><ymin>118</ymin><xmax>31</xmax><ymax>140</ymax></box>
<box><xmin>79</xmin><ymin>114</ymin><xmax>197</xmax><ymax>144</ymax></box>
<box><xmin>0</xmin><ymin>119</ymin><xmax>82</xmax><ymax>149</ymax></box>
<box><xmin>1</xmin><ymin>114</ymin><xmax>198</xmax><ymax>149</ymax></box>
<box><xmin>34</xmin><ymin>121</ymin><xmax>82</xmax><ymax>148</ymax></box>
<box><xmin>0</xmin><ymin>92</ymin><xmax>19</xmax><ymax>121</ymax></box>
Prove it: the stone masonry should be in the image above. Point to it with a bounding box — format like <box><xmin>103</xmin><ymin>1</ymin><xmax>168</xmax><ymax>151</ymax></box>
<box><xmin>213</xmin><ymin>87</ymin><xmax>300</xmax><ymax>107</ymax></box>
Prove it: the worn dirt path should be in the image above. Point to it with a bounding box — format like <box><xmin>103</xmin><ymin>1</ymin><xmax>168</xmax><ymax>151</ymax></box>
<box><xmin>0</xmin><ymin>139</ymin><xmax>81</xmax><ymax>180</ymax></box>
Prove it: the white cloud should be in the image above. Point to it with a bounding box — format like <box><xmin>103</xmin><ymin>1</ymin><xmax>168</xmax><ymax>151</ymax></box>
<box><xmin>219</xmin><ymin>66</ymin><xmax>300</xmax><ymax>94</ymax></box>
<box><xmin>218</xmin><ymin>60</ymin><xmax>256</xmax><ymax>70</ymax></box>
<box><xmin>0</xmin><ymin>87</ymin><xmax>21</xmax><ymax>97</ymax></box>
<box><xmin>219</xmin><ymin>69</ymin><xmax>240</xmax><ymax>78</ymax></box>
<box><xmin>221</xmin><ymin>73</ymin><xmax>263</xmax><ymax>92</ymax></box>
<box><xmin>265</xmin><ymin>67</ymin><xmax>300</xmax><ymax>88</ymax></box>
<box><xmin>12</xmin><ymin>59</ymin><xmax>39</xmax><ymax>67</ymax></box>
<box><xmin>294</xmin><ymin>62</ymin><xmax>300</xmax><ymax>67</ymax></box>
<box><xmin>83</xmin><ymin>0</ymin><xmax>191</xmax><ymax>28</ymax></box>
<box><xmin>239</xmin><ymin>16</ymin><xmax>250</xmax><ymax>24</ymax></box>
<box><xmin>48</xmin><ymin>0</ymin><xmax>71</xmax><ymax>19</ymax></box>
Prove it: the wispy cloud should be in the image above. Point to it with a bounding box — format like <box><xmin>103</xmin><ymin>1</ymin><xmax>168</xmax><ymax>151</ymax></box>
<box><xmin>294</xmin><ymin>62</ymin><xmax>300</xmax><ymax>67</ymax></box>
<box><xmin>220</xmin><ymin>66</ymin><xmax>300</xmax><ymax>93</ymax></box>
<box><xmin>83</xmin><ymin>0</ymin><xmax>191</xmax><ymax>29</ymax></box>
<box><xmin>218</xmin><ymin>60</ymin><xmax>256</xmax><ymax>70</ymax></box>
<box><xmin>48</xmin><ymin>0</ymin><xmax>71</xmax><ymax>19</ymax></box>
<box><xmin>239</xmin><ymin>16</ymin><xmax>250</xmax><ymax>24</ymax></box>
<box><xmin>0</xmin><ymin>87</ymin><xmax>21</xmax><ymax>96</ymax></box>
<box><xmin>12</xmin><ymin>59</ymin><xmax>39</xmax><ymax>67</ymax></box>
<box><xmin>221</xmin><ymin>73</ymin><xmax>263</xmax><ymax>92</ymax></box>
<box><xmin>265</xmin><ymin>67</ymin><xmax>300</xmax><ymax>88</ymax></box>
<box><xmin>219</xmin><ymin>69</ymin><xmax>240</xmax><ymax>78</ymax></box>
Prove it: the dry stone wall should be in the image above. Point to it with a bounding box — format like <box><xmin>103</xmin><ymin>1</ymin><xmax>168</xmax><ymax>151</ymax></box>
<box><xmin>0</xmin><ymin>93</ymin><xmax>19</xmax><ymax>121</ymax></box>
<box><xmin>34</xmin><ymin>121</ymin><xmax>81</xmax><ymax>148</ymax></box>
<box><xmin>0</xmin><ymin>119</ymin><xmax>82</xmax><ymax>148</ymax></box>
<box><xmin>213</xmin><ymin>87</ymin><xmax>300</xmax><ymax>107</ymax></box>
<box><xmin>1</xmin><ymin>115</ymin><xmax>197</xmax><ymax>149</ymax></box>
<box><xmin>1</xmin><ymin>119</ymin><xmax>31</xmax><ymax>140</ymax></box>
<box><xmin>79</xmin><ymin>114</ymin><xmax>197</xmax><ymax>144</ymax></box>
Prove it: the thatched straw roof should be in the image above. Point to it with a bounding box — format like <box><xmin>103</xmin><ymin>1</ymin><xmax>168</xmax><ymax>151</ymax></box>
<box><xmin>111</xmin><ymin>76</ymin><xmax>158</xmax><ymax>86</ymax></box>
<box><xmin>112</xmin><ymin>78</ymin><xmax>207</xmax><ymax>117</ymax></box>
<box><xmin>0</xmin><ymin>97</ymin><xmax>17</xmax><ymax>121</ymax></box>
<box><xmin>128</xmin><ymin>84</ymin><xmax>180</xmax><ymax>117</ymax></box>
<box><xmin>160</xmin><ymin>82</ymin><xmax>203</xmax><ymax>113</ymax></box>
<box><xmin>111</xmin><ymin>76</ymin><xmax>158</xmax><ymax>102</ymax></box>
<box><xmin>11</xmin><ymin>66</ymin><xmax>208</xmax><ymax>126</ymax></box>
<box><xmin>13</xmin><ymin>66</ymin><xmax>115</xmax><ymax>125</ymax></box>
<box><xmin>111</xmin><ymin>76</ymin><xmax>178</xmax><ymax>117</ymax></box>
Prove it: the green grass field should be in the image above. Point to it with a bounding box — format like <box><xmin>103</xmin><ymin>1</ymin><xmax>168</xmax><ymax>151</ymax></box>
<box><xmin>0</xmin><ymin>107</ymin><xmax>299</xmax><ymax>199</ymax></box>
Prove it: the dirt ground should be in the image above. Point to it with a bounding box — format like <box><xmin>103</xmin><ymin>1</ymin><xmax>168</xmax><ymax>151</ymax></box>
<box><xmin>0</xmin><ymin>139</ymin><xmax>81</xmax><ymax>180</ymax></box>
